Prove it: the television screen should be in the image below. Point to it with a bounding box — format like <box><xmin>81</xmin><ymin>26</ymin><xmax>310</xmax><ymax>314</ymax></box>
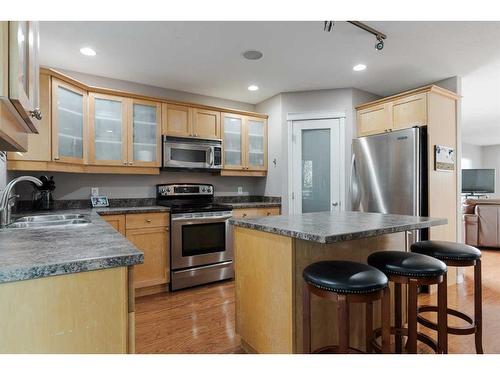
<box><xmin>462</xmin><ymin>169</ymin><xmax>495</xmax><ymax>193</ymax></box>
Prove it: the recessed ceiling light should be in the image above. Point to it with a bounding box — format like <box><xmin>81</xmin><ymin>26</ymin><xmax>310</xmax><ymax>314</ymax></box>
<box><xmin>80</xmin><ymin>47</ymin><xmax>96</xmax><ymax>56</ymax></box>
<box><xmin>353</xmin><ymin>64</ymin><xmax>367</xmax><ymax>72</ymax></box>
<box><xmin>248</xmin><ymin>85</ymin><xmax>259</xmax><ymax>91</ymax></box>
<box><xmin>243</xmin><ymin>50</ymin><xmax>263</xmax><ymax>60</ymax></box>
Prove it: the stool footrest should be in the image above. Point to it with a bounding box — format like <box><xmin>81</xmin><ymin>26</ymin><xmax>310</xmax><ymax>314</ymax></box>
<box><xmin>371</xmin><ymin>327</ymin><xmax>442</xmax><ymax>354</ymax></box>
<box><xmin>417</xmin><ymin>305</ymin><xmax>476</xmax><ymax>335</ymax></box>
<box><xmin>313</xmin><ymin>345</ymin><xmax>364</xmax><ymax>354</ymax></box>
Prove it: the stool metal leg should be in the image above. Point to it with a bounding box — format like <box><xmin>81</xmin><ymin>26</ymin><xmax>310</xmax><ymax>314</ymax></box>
<box><xmin>302</xmin><ymin>283</ymin><xmax>311</xmax><ymax>354</ymax></box>
<box><xmin>394</xmin><ymin>283</ymin><xmax>403</xmax><ymax>353</ymax></box>
<box><xmin>381</xmin><ymin>286</ymin><xmax>391</xmax><ymax>354</ymax></box>
<box><xmin>365</xmin><ymin>301</ymin><xmax>373</xmax><ymax>353</ymax></box>
<box><xmin>407</xmin><ymin>279</ymin><xmax>419</xmax><ymax>354</ymax></box>
<box><xmin>338</xmin><ymin>294</ymin><xmax>350</xmax><ymax>354</ymax></box>
<box><xmin>474</xmin><ymin>259</ymin><xmax>483</xmax><ymax>354</ymax></box>
<box><xmin>437</xmin><ymin>272</ymin><xmax>448</xmax><ymax>354</ymax></box>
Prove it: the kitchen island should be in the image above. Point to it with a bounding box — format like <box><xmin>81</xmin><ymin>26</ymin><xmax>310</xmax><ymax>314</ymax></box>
<box><xmin>230</xmin><ymin>211</ymin><xmax>447</xmax><ymax>354</ymax></box>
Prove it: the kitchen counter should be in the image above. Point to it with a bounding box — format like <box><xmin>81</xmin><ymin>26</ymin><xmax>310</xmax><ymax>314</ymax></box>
<box><xmin>230</xmin><ymin>211</ymin><xmax>446</xmax><ymax>244</ymax></box>
<box><xmin>0</xmin><ymin>206</ymin><xmax>170</xmax><ymax>284</ymax></box>
<box><xmin>229</xmin><ymin>202</ymin><xmax>281</xmax><ymax>209</ymax></box>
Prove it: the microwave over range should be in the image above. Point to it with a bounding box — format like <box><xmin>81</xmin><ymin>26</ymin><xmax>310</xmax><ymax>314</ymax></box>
<box><xmin>162</xmin><ymin>136</ymin><xmax>222</xmax><ymax>171</ymax></box>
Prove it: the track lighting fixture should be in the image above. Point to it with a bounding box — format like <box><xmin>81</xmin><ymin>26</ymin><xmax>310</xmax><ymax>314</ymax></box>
<box><xmin>323</xmin><ymin>21</ymin><xmax>387</xmax><ymax>51</ymax></box>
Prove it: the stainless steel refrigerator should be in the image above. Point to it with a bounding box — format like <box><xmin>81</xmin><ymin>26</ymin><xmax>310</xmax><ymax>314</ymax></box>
<box><xmin>350</xmin><ymin>127</ymin><xmax>428</xmax><ymax>221</ymax></box>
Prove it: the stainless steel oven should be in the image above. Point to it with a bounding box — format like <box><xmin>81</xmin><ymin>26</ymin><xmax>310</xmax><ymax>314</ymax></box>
<box><xmin>156</xmin><ymin>183</ymin><xmax>234</xmax><ymax>291</ymax></box>
<box><xmin>162</xmin><ymin>136</ymin><xmax>222</xmax><ymax>170</ymax></box>
<box><xmin>170</xmin><ymin>211</ymin><xmax>233</xmax><ymax>290</ymax></box>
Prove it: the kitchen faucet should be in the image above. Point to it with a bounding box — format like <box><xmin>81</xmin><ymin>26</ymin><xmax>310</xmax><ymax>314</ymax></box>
<box><xmin>0</xmin><ymin>176</ymin><xmax>43</xmax><ymax>227</ymax></box>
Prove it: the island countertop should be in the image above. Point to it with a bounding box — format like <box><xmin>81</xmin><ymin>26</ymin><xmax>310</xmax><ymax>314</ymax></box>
<box><xmin>0</xmin><ymin>207</ymin><xmax>171</xmax><ymax>284</ymax></box>
<box><xmin>229</xmin><ymin>211</ymin><xmax>447</xmax><ymax>244</ymax></box>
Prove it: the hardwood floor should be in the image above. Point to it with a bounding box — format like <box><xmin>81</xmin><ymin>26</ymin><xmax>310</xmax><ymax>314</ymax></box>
<box><xmin>135</xmin><ymin>249</ymin><xmax>500</xmax><ymax>354</ymax></box>
<box><xmin>135</xmin><ymin>280</ymin><xmax>242</xmax><ymax>353</ymax></box>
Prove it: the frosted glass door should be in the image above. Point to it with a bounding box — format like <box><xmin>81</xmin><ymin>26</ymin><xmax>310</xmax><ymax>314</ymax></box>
<box><xmin>92</xmin><ymin>96</ymin><xmax>124</xmax><ymax>164</ymax></box>
<box><xmin>301</xmin><ymin>129</ymin><xmax>331</xmax><ymax>213</ymax></box>
<box><xmin>223</xmin><ymin>115</ymin><xmax>243</xmax><ymax>168</ymax></box>
<box><xmin>55</xmin><ymin>84</ymin><xmax>85</xmax><ymax>161</ymax></box>
<box><xmin>247</xmin><ymin>119</ymin><xmax>266</xmax><ymax>169</ymax></box>
<box><xmin>131</xmin><ymin>102</ymin><xmax>159</xmax><ymax>166</ymax></box>
<box><xmin>291</xmin><ymin>118</ymin><xmax>343</xmax><ymax>214</ymax></box>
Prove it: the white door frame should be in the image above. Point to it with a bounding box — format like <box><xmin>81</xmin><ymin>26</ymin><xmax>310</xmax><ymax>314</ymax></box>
<box><xmin>287</xmin><ymin>111</ymin><xmax>346</xmax><ymax>215</ymax></box>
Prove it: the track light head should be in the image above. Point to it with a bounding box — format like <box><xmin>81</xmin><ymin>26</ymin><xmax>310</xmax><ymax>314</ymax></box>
<box><xmin>324</xmin><ymin>21</ymin><xmax>334</xmax><ymax>32</ymax></box>
<box><xmin>375</xmin><ymin>35</ymin><xmax>384</xmax><ymax>51</ymax></box>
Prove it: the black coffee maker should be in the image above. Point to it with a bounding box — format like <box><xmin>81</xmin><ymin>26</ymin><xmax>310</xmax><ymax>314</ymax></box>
<box><xmin>32</xmin><ymin>176</ymin><xmax>55</xmax><ymax>210</ymax></box>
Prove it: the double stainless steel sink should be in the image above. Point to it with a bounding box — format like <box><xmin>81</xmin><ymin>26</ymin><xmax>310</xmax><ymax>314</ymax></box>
<box><xmin>6</xmin><ymin>214</ymin><xmax>91</xmax><ymax>229</ymax></box>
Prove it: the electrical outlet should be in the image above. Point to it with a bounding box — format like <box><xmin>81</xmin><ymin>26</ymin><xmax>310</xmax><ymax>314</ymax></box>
<box><xmin>237</xmin><ymin>186</ymin><xmax>243</xmax><ymax>195</ymax></box>
<box><xmin>91</xmin><ymin>187</ymin><xmax>99</xmax><ymax>197</ymax></box>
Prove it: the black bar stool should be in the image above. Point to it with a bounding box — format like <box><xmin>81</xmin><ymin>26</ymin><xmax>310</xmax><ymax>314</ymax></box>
<box><xmin>411</xmin><ymin>240</ymin><xmax>483</xmax><ymax>354</ymax></box>
<box><xmin>302</xmin><ymin>260</ymin><xmax>391</xmax><ymax>354</ymax></box>
<box><xmin>367</xmin><ymin>251</ymin><xmax>448</xmax><ymax>354</ymax></box>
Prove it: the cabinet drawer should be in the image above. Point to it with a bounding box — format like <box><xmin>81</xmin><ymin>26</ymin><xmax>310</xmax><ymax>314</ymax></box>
<box><xmin>125</xmin><ymin>212</ymin><xmax>169</xmax><ymax>229</ymax></box>
<box><xmin>233</xmin><ymin>207</ymin><xmax>280</xmax><ymax>219</ymax></box>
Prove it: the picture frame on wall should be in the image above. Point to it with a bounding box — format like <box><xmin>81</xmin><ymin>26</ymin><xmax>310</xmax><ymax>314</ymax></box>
<box><xmin>434</xmin><ymin>145</ymin><xmax>455</xmax><ymax>172</ymax></box>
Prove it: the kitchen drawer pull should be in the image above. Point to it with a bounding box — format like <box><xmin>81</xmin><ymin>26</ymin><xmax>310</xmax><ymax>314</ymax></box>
<box><xmin>145</xmin><ymin>219</ymin><xmax>152</xmax><ymax>223</ymax></box>
<box><xmin>242</xmin><ymin>213</ymin><xmax>247</xmax><ymax>218</ymax></box>
<box><xmin>266</xmin><ymin>212</ymin><xmax>272</xmax><ymax>216</ymax></box>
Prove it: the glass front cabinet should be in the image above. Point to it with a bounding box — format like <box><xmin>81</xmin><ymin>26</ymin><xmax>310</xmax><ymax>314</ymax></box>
<box><xmin>222</xmin><ymin>113</ymin><xmax>267</xmax><ymax>172</ymax></box>
<box><xmin>129</xmin><ymin>99</ymin><xmax>161</xmax><ymax>167</ymax></box>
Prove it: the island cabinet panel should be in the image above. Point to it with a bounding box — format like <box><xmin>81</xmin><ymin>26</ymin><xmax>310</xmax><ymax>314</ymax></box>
<box><xmin>392</xmin><ymin>93</ymin><xmax>427</xmax><ymax>130</ymax></box>
<box><xmin>232</xmin><ymin>207</ymin><xmax>280</xmax><ymax>219</ymax></box>
<box><xmin>0</xmin><ymin>267</ymin><xmax>129</xmax><ymax>353</ymax></box>
<box><xmin>357</xmin><ymin>103</ymin><xmax>392</xmax><ymax>137</ymax></box>
<box><xmin>234</xmin><ymin>227</ymin><xmax>294</xmax><ymax>354</ymax></box>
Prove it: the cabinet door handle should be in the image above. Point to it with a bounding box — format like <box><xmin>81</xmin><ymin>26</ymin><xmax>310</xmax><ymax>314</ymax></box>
<box><xmin>266</xmin><ymin>212</ymin><xmax>271</xmax><ymax>216</ymax></box>
<box><xmin>29</xmin><ymin>108</ymin><xmax>42</xmax><ymax>120</ymax></box>
<box><xmin>145</xmin><ymin>219</ymin><xmax>152</xmax><ymax>223</ymax></box>
<box><xmin>123</xmin><ymin>161</ymin><xmax>127</xmax><ymax>165</ymax></box>
<box><xmin>242</xmin><ymin>213</ymin><xmax>247</xmax><ymax>218</ymax></box>
<box><xmin>128</xmin><ymin>162</ymin><xmax>133</xmax><ymax>166</ymax></box>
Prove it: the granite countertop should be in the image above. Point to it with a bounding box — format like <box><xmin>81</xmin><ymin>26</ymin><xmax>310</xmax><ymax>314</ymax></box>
<box><xmin>0</xmin><ymin>206</ymin><xmax>169</xmax><ymax>284</ymax></box>
<box><xmin>229</xmin><ymin>211</ymin><xmax>447</xmax><ymax>244</ymax></box>
<box><xmin>229</xmin><ymin>202</ymin><xmax>281</xmax><ymax>209</ymax></box>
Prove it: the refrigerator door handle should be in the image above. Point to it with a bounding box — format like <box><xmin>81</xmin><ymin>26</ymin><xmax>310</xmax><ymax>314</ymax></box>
<box><xmin>349</xmin><ymin>153</ymin><xmax>361</xmax><ymax>210</ymax></box>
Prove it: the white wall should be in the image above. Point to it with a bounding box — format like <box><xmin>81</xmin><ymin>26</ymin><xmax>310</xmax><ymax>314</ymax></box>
<box><xmin>462</xmin><ymin>143</ymin><xmax>483</xmax><ymax>169</ymax></box>
<box><xmin>255</xmin><ymin>88</ymin><xmax>380</xmax><ymax>214</ymax></box>
<box><xmin>480</xmin><ymin>145</ymin><xmax>500</xmax><ymax>198</ymax></box>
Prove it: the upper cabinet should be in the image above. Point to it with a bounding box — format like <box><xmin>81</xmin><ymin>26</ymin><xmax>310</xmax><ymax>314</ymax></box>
<box><xmin>129</xmin><ymin>99</ymin><xmax>161</xmax><ymax>167</ymax></box>
<box><xmin>162</xmin><ymin>103</ymin><xmax>221</xmax><ymax>140</ymax></box>
<box><xmin>222</xmin><ymin>113</ymin><xmax>267</xmax><ymax>175</ymax></box>
<box><xmin>0</xmin><ymin>21</ymin><xmax>40</xmax><ymax>151</ymax></box>
<box><xmin>89</xmin><ymin>93</ymin><xmax>127</xmax><ymax>166</ymax></box>
<box><xmin>52</xmin><ymin>79</ymin><xmax>88</xmax><ymax>164</ymax></box>
<box><xmin>357</xmin><ymin>90</ymin><xmax>431</xmax><ymax>137</ymax></box>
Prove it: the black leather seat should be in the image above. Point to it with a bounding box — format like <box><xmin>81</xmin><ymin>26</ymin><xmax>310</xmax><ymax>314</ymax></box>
<box><xmin>302</xmin><ymin>260</ymin><xmax>388</xmax><ymax>294</ymax></box>
<box><xmin>411</xmin><ymin>240</ymin><xmax>481</xmax><ymax>262</ymax></box>
<box><xmin>367</xmin><ymin>251</ymin><xmax>447</xmax><ymax>278</ymax></box>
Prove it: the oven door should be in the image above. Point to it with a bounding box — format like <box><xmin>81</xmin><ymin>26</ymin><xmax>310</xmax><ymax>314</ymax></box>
<box><xmin>171</xmin><ymin>212</ymin><xmax>233</xmax><ymax>270</ymax></box>
<box><xmin>163</xmin><ymin>141</ymin><xmax>213</xmax><ymax>169</ymax></box>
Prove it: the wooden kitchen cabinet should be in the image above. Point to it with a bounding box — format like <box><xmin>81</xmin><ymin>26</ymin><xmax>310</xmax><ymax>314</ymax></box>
<box><xmin>89</xmin><ymin>93</ymin><xmax>128</xmax><ymax>166</ymax></box>
<box><xmin>232</xmin><ymin>206</ymin><xmax>280</xmax><ymax>219</ymax></box>
<box><xmin>392</xmin><ymin>92</ymin><xmax>427</xmax><ymax>130</ymax></box>
<box><xmin>102</xmin><ymin>214</ymin><xmax>126</xmax><ymax>235</ymax></box>
<box><xmin>162</xmin><ymin>103</ymin><xmax>191</xmax><ymax>137</ymax></box>
<box><xmin>162</xmin><ymin>103</ymin><xmax>221</xmax><ymax>140</ymax></box>
<box><xmin>357</xmin><ymin>103</ymin><xmax>392</xmax><ymax>137</ymax></box>
<box><xmin>221</xmin><ymin>112</ymin><xmax>268</xmax><ymax>176</ymax></box>
<box><xmin>51</xmin><ymin>78</ymin><xmax>88</xmax><ymax>164</ymax></box>
<box><xmin>126</xmin><ymin>226</ymin><xmax>170</xmax><ymax>289</ymax></box>
<box><xmin>128</xmin><ymin>99</ymin><xmax>161</xmax><ymax>168</ymax></box>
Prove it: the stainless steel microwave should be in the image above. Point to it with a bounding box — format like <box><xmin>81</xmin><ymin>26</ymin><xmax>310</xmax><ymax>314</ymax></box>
<box><xmin>162</xmin><ymin>136</ymin><xmax>222</xmax><ymax>170</ymax></box>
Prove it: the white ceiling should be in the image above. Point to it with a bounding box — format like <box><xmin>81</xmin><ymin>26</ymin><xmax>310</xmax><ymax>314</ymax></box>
<box><xmin>39</xmin><ymin>21</ymin><xmax>500</xmax><ymax>144</ymax></box>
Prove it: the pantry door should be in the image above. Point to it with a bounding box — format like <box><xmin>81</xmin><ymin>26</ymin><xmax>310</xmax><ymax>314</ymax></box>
<box><xmin>291</xmin><ymin>117</ymin><xmax>344</xmax><ymax>214</ymax></box>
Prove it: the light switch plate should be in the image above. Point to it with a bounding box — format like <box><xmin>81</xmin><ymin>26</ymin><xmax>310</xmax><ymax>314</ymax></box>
<box><xmin>91</xmin><ymin>187</ymin><xmax>99</xmax><ymax>197</ymax></box>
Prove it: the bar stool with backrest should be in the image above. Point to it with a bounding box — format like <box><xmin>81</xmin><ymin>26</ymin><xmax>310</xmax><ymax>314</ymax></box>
<box><xmin>367</xmin><ymin>251</ymin><xmax>448</xmax><ymax>354</ymax></box>
<box><xmin>411</xmin><ymin>240</ymin><xmax>483</xmax><ymax>354</ymax></box>
<box><xmin>302</xmin><ymin>260</ymin><xmax>391</xmax><ymax>354</ymax></box>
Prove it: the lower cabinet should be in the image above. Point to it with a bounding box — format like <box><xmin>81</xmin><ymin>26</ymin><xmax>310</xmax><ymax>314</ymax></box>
<box><xmin>232</xmin><ymin>206</ymin><xmax>281</xmax><ymax>219</ymax></box>
<box><xmin>102</xmin><ymin>212</ymin><xmax>170</xmax><ymax>295</ymax></box>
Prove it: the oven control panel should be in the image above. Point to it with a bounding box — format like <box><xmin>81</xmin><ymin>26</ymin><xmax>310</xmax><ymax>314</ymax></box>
<box><xmin>157</xmin><ymin>183</ymin><xmax>213</xmax><ymax>197</ymax></box>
